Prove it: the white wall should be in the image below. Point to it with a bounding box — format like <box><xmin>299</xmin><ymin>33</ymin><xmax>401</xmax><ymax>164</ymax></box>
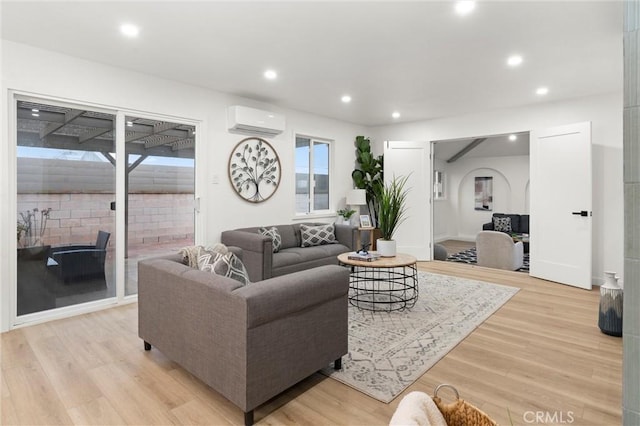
<box><xmin>369</xmin><ymin>92</ymin><xmax>623</xmax><ymax>285</ymax></box>
<box><xmin>0</xmin><ymin>40</ymin><xmax>365</xmax><ymax>331</ymax></box>
<box><xmin>435</xmin><ymin>155</ymin><xmax>530</xmax><ymax>242</ymax></box>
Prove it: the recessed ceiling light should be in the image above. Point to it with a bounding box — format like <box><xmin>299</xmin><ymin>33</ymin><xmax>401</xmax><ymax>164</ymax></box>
<box><xmin>31</xmin><ymin>113</ymin><xmax>40</xmax><ymax>117</ymax></box>
<box><xmin>508</xmin><ymin>134</ymin><xmax>517</xmax><ymax>141</ymax></box>
<box><xmin>120</xmin><ymin>23</ymin><xmax>140</xmax><ymax>38</ymax></box>
<box><xmin>455</xmin><ymin>1</ymin><xmax>476</xmax><ymax>15</ymax></box>
<box><xmin>536</xmin><ymin>86</ymin><xmax>549</xmax><ymax>95</ymax></box>
<box><xmin>31</xmin><ymin>108</ymin><xmax>39</xmax><ymax>112</ymax></box>
<box><xmin>507</xmin><ymin>55</ymin><xmax>523</xmax><ymax>67</ymax></box>
<box><xmin>264</xmin><ymin>69</ymin><xmax>277</xmax><ymax>80</ymax></box>
<box><xmin>341</xmin><ymin>95</ymin><xmax>352</xmax><ymax>103</ymax></box>
<box><xmin>392</xmin><ymin>111</ymin><xmax>401</xmax><ymax>119</ymax></box>
<box><xmin>126</xmin><ymin>121</ymin><xmax>133</xmax><ymax>127</ymax></box>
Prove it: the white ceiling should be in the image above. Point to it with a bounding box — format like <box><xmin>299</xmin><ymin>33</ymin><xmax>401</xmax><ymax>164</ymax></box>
<box><xmin>433</xmin><ymin>132</ymin><xmax>530</xmax><ymax>161</ymax></box>
<box><xmin>1</xmin><ymin>1</ymin><xmax>623</xmax><ymax>127</ymax></box>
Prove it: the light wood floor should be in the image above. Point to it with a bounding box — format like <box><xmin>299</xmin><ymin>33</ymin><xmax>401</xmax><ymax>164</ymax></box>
<box><xmin>1</xmin><ymin>262</ymin><xmax>622</xmax><ymax>425</ymax></box>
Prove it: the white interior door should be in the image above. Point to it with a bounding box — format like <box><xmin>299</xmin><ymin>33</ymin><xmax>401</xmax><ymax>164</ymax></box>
<box><xmin>384</xmin><ymin>141</ymin><xmax>431</xmax><ymax>260</ymax></box>
<box><xmin>530</xmin><ymin>122</ymin><xmax>592</xmax><ymax>289</ymax></box>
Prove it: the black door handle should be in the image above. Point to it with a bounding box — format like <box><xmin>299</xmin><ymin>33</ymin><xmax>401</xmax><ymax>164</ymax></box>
<box><xmin>572</xmin><ymin>210</ymin><xmax>589</xmax><ymax>217</ymax></box>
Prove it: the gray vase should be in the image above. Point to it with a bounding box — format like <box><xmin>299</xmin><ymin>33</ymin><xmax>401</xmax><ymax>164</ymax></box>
<box><xmin>598</xmin><ymin>271</ymin><xmax>623</xmax><ymax>337</ymax></box>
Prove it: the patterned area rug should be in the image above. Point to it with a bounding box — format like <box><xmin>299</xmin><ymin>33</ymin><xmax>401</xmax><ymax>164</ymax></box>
<box><xmin>321</xmin><ymin>271</ymin><xmax>518</xmax><ymax>403</ymax></box>
<box><xmin>447</xmin><ymin>247</ymin><xmax>530</xmax><ymax>273</ymax></box>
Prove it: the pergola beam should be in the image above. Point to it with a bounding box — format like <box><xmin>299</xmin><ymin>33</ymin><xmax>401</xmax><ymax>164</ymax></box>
<box><xmin>79</xmin><ymin>128</ymin><xmax>112</xmax><ymax>143</ymax></box>
<box><xmin>171</xmin><ymin>139</ymin><xmax>195</xmax><ymax>151</ymax></box>
<box><xmin>40</xmin><ymin>109</ymin><xmax>85</xmax><ymax>139</ymax></box>
<box><xmin>18</xmin><ymin>131</ymin><xmax>194</xmax><ymax>159</ymax></box>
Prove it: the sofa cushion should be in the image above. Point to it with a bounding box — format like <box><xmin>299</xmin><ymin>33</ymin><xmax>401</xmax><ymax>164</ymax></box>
<box><xmin>273</xmin><ymin>244</ymin><xmax>347</xmax><ymax>269</ymax></box>
<box><xmin>493</xmin><ymin>217</ymin><xmax>512</xmax><ymax>233</ymax></box>
<box><xmin>300</xmin><ymin>224</ymin><xmax>337</xmax><ymax>247</ymax></box>
<box><xmin>259</xmin><ymin>227</ymin><xmax>282</xmax><ymax>253</ymax></box>
<box><xmin>200</xmin><ymin>252</ymin><xmax>251</xmax><ymax>285</ymax></box>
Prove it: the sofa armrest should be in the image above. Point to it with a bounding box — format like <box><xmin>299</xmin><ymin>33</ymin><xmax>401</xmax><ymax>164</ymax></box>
<box><xmin>482</xmin><ymin>222</ymin><xmax>494</xmax><ymax>230</ymax></box>
<box><xmin>221</xmin><ymin>230</ymin><xmax>272</xmax><ymax>281</ymax></box>
<box><xmin>234</xmin><ymin>265</ymin><xmax>350</xmax><ymax>328</ymax></box>
<box><xmin>334</xmin><ymin>223</ymin><xmax>358</xmax><ymax>250</ymax></box>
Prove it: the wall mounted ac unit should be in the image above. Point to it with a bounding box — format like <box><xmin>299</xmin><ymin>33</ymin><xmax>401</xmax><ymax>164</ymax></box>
<box><xmin>227</xmin><ymin>105</ymin><xmax>285</xmax><ymax>137</ymax></box>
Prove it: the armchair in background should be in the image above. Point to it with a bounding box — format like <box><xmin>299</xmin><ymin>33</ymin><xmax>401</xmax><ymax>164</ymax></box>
<box><xmin>476</xmin><ymin>230</ymin><xmax>523</xmax><ymax>271</ymax></box>
<box><xmin>46</xmin><ymin>230</ymin><xmax>111</xmax><ymax>283</ymax></box>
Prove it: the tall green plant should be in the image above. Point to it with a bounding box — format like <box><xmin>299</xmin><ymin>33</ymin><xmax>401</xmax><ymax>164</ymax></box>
<box><xmin>351</xmin><ymin>136</ymin><xmax>384</xmax><ymax>226</ymax></box>
<box><xmin>378</xmin><ymin>175</ymin><xmax>410</xmax><ymax>241</ymax></box>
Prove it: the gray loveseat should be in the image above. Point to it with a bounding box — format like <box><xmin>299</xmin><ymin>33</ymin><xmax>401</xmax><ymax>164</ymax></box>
<box><xmin>138</xmin><ymin>252</ymin><xmax>349</xmax><ymax>425</ymax></box>
<box><xmin>221</xmin><ymin>222</ymin><xmax>357</xmax><ymax>282</ymax></box>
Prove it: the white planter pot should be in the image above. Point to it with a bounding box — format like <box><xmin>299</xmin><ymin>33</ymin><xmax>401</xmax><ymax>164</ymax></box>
<box><xmin>376</xmin><ymin>239</ymin><xmax>396</xmax><ymax>257</ymax></box>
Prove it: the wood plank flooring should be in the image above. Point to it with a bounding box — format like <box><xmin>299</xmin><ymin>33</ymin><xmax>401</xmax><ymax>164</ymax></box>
<box><xmin>1</xmin><ymin>262</ymin><xmax>622</xmax><ymax>425</ymax></box>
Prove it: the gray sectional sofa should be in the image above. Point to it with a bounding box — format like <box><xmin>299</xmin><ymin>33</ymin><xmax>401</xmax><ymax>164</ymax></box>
<box><xmin>221</xmin><ymin>222</ymin><xmax>357</xmax><ymax>282</ymax></box>
<box><xmin>138</xmin><ymin>252</ymin><xmax>350</xmax><ymax>425</ymax></box>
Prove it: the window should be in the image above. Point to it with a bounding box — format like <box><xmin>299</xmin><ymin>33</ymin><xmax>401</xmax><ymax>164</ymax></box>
<box><xmin>434</xmin><ymin>170</ymin><xmax>446</xmax><ymax>200</ymax></box>
<box><xmin>295</xmin><ymin>136</ymin><xmax>331</xmax><ymax>213</ymax></box>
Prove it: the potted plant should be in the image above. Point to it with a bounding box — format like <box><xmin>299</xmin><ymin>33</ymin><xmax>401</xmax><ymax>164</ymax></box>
<box><xmin>351</xmin><ymin>136</ymin><xmax>384</xmax><ymax>226</ymax></box>
<box><xmin>376</xmin><ymin>175</ymin><xmax>410</xmax><ymax>257</ymax></box>
<box><xmin>337</xmin><ymin>208</ymin><xmax>356</xmax><ymax>225</ymax></box>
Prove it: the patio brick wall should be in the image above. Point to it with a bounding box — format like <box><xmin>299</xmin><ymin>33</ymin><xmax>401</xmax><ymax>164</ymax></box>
<box><xmin>17</xmin><ymin>193</ymin><xmax>194</xmax><ymax>248</ymax></box>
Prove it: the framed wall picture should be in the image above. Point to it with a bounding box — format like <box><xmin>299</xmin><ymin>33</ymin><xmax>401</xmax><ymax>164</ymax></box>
<box><xmin>474</xmin><ymin>176</ymin><xmax>493</xmax><ymax>211</ymax></box>
<box><xmin>359</xmin><ymin>215</ymin><xmax>372</xmax><ymax>228</ymax></box>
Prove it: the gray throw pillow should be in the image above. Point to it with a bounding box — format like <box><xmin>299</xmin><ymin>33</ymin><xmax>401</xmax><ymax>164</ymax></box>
<box><xmin>493</xmin><ymin>217</ymin><xmax>512</xmax><ymax>233</ymax></box>
<box><xmin>200</xmin><ymin>252</ymin><xmax>251</xmax><ymax>285</ymax></box>
<box><xmin>259</xmin><ymin>226</ymin><xmax>282</xmax><ymax>253</ymax></box>
<box><xmin>300</xmin><ymin>224</ymin><xmax>337</xmax><ymax>247</ymax></box>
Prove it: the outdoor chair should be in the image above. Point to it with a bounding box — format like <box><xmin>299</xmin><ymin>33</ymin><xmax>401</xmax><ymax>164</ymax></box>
<box><xmin>46</xmin><ymin>231</ymin><xmax>111</xmax><ymax>283</ymax></box>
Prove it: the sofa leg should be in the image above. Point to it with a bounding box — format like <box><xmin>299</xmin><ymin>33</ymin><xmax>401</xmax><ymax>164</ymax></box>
<box><xmin>144</xmin><ymin>341</ymin><xmax>151</xmax><ymax>351</ymax></box>
<box><xmin>244</xmin><ymin>410</ymin><xmax>254</xmax><ymax>426</ymax></box>
<box><xmin>334</xmin><ymin>357</ymin><xmax>342</xmax><ymax>370</ymax></box>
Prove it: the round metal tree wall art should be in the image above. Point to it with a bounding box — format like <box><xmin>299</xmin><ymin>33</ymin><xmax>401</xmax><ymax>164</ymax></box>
<box><xmin>229</xmin><ymin>137</ymin><xmax>281</xmax><ymax>203</ymax></box>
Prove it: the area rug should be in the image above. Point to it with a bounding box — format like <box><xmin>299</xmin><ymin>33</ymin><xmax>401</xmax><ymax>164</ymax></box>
<box><xmin>321</xmin><ymin>271</ymin><xmax>518</xmax><ymax>403</ymax></box>
<box><xmin>447</xmin><ymin>247</ymin><xmax>530</xmax><ymax>273</ymax></box>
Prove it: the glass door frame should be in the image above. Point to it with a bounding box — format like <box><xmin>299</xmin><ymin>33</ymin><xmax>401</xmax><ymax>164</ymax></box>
<box><xmin>9</xmin><ymin>91</ymin><xmax>200</xmax><ymax>329</ymax></box>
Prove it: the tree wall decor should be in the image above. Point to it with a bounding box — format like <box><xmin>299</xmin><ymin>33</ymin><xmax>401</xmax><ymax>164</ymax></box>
<box><xmin>228</xmin><ymin>137</ymin><xmax>281</xmax><ymax>203</ymax></box>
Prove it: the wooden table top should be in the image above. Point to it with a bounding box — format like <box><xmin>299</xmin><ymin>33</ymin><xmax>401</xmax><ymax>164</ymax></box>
<box><xmin>337</xmin><ymin>252</ymin><xmax>417</xmax><ymax>268</ymax></box>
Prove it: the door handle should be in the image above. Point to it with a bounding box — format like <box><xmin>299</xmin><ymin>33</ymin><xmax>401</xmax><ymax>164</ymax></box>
<box><xmin>571</xmin><ymin>210</ymin><xmax>589</xmax><ymax>217</ymax></box>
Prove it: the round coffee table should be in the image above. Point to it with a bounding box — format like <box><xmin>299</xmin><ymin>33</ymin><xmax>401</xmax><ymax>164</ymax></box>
<box><xmin>337</xmin><ymin>252</ymin><xmax>418</xmax><ymax>312</ymax></box>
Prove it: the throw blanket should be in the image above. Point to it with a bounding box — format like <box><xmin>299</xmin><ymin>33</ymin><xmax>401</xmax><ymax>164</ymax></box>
<box><xmin>389</xmin><ymin>391</ymin><xmax>447</xmax><ymax>426</ymax></box>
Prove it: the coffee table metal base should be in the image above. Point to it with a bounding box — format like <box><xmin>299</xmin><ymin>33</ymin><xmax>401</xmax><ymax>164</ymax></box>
<box><xmin>345</xmin><ymin>263</ymin><xmax>418</xmax><ymax>312</ymax></box>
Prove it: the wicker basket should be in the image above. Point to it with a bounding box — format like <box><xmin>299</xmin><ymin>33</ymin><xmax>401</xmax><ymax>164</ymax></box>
<box><xmin>432</xmin><ymin>384</ymin><xmax>498</xmax><ymax>426</ymax></box>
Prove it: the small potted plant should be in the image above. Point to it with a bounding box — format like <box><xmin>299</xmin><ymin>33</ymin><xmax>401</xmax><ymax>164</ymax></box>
<box><xmin>337</xmin><ymin>208</ymin><xmax>356</xmax><ymax>225</ymax></box>
<box><xmin>376</xmin><ymin>175</ymin><xmax>410</xmax><ymax>257</ymax></box>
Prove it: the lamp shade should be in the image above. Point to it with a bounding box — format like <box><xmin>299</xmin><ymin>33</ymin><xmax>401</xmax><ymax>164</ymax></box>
<box><xmin>346</xmin><ymin>189</ymin><xmax>367</xmax><ymax>205</ymax></box>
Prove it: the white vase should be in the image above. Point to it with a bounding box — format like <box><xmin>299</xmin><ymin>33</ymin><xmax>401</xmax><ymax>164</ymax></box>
<box><xmin>602</xmin><ymin>271</ymin><xmax>620</xmax><ymax>289</ymax></box>
<box><xmin>377</xmin><ymin>239</ymin><xmax>396</xmax><ymax>257</ymax></box>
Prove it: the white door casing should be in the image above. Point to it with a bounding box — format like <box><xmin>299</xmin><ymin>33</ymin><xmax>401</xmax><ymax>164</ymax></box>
<box><xmin>530</xmin><ymin>122</ymin><xmax>592</xmax><ymax>289</ymax></box>
<box><xmin>384</xmin><ymin>141</ymin><xmax>431</xmax><ymax>260</ymax></box>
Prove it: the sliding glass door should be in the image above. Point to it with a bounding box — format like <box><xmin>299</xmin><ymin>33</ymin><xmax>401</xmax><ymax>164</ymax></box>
<box><xmin>14</xmin><ymin>97</ymin><xmax>196</xmax><ymax>320</ymax></box>
<box><xmin>16</xmin><ymin>99</ymin><xmax>116</xmax><ymax>316</ymax></box>
<box><xmin>124</xmin><ymin>115</ymin><xmax>195</xmax><ymax>296</ymax></box>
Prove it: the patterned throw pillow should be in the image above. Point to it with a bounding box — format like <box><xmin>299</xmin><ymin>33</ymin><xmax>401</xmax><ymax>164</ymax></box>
<box><xmin>259</xmin><ymin>226</ymin><xmax>282</xmax><ymax>253</ymax></box>
<box><xmin>493</xmin><ymin>217</ymin><xmax>512</xmax><ymax>233</ymax></box>
<box><xmin>200</xmin><ymin>252</ymin><xmax>251</xmax><ymax>285</ymax></box>
<box><xmin>196</xmin><ymin>243</ymin><xmax>229</xmax><ymax>268</ymax></box>
<box><xmin>300</xmin><ymin>224</ymin><xmax>337</xmax><ymax>247</ymax></box>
